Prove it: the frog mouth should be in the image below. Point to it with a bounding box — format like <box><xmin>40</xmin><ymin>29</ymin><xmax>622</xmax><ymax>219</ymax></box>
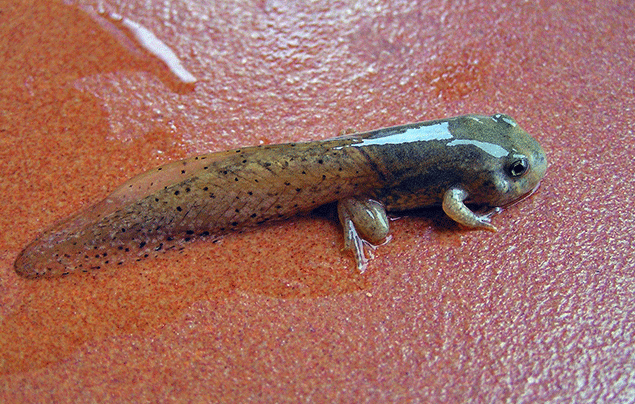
<box><xmin>500</xmin><ymin>181</ymin><xmax>543</xmax><ymax>209</ymax></box>
<box><xmin>464</xmin><ymin>181</ymin><xmax>542</xmax><ymax>222</ymax></box>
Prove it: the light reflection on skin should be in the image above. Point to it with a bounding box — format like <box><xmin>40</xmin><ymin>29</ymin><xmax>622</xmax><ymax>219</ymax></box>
<box><xmin>447</xmin><ymin>139</ymin><xmax>509</xmax><ymax>158</ymax></box>
<box><xmin>340</xmin><ymin>116</ymin><xmax>521</xmax><ymax>160</ymax></box>
<box><xmin>354</xmin><ymin>122</ymin><xmax>453</xmax><ymax>146</ymax></box>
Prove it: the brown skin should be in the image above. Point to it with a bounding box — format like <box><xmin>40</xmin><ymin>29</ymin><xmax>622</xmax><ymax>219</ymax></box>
<box><xmin>15</xmin><ymin>114</ymin><xmax>547</xmax><ymax>278</ymax></box>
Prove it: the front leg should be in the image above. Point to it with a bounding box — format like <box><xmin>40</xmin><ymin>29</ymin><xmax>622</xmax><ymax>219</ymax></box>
<box><xmin>337</xmin><ymin>197</ymin><xmax>390</xmax><ymax>273</ymax></box>
<box><xmin>442</xmin><ymin>187</ymin><xmax>498</xmax><ymax>232</ymax></box>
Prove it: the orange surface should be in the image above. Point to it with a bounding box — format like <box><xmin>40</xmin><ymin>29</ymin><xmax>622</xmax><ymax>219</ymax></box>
<box><xmin>1</xmin><ymin>0</ymin><xmax>634</xmax><ymax>402</ymax></box>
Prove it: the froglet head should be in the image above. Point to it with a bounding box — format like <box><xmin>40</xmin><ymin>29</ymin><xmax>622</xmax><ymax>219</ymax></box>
<box><xmin>455</xmin><ymin>113</ymin><xmax>548</xmax><ymax>207</ymax></box>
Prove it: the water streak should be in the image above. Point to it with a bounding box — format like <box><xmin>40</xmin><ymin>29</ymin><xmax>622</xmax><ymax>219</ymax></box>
<box><xmin>86</xmin><ymin>6</ymin><xmax>197</xmax><ymax>89</ymax></box>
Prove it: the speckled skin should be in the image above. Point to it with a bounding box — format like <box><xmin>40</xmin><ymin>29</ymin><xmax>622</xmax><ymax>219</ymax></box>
<box><xmin>14</xmin><ymin>114</ymin><xmax>547</xmax><ymax>277</ymax></box>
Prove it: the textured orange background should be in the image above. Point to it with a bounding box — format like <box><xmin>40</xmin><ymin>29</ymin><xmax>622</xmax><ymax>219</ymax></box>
<box><xmin>1</xmin><ymin>0</ymin><xmax>634</xmax><ymax>402</ymax></box>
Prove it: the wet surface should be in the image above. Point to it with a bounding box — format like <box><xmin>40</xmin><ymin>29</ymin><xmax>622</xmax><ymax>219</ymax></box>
<box><xmin>1</xmin><ymin>0</ymin><xmax>634</xmax><ymax>402</ymax></box>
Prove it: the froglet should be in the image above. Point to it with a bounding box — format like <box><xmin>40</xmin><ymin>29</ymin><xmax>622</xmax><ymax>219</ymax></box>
<box><xmin>14</xmin><ymin>114</ymin><xmax>547</xmax><ymax>278</ymax></box>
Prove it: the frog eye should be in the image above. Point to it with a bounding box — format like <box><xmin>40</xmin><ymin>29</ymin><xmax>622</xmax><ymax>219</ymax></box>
<box><xmin>508</xmin><ymin>157</ymin><xmax>529</xmax><ymax>177</ymax></box>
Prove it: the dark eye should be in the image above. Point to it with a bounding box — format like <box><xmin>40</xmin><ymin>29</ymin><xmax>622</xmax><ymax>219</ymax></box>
<box><xmin>508</xmin><ymin>158</ymin><xmax>529</xmax><ymax>177</ymax></box>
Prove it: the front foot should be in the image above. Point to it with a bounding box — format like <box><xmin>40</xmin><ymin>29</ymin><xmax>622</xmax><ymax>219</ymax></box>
<box><xmin>442</xmin><ymin>187</ymin><xmax>498</xmax><ymax>232</ymax></box>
